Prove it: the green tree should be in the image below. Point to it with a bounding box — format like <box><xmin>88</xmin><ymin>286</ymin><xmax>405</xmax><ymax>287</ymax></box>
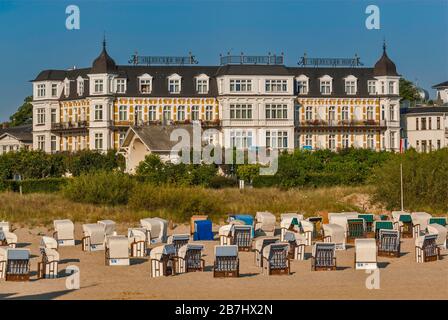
<box><xmin>9</xmin><ymin>96</ymin><xmax>33</xmax><ymax>127</ymax></box>
<box><xmin>399</xmin><ymin>78</ymin><xmax>420</xmax><ymax>102</ymax></box>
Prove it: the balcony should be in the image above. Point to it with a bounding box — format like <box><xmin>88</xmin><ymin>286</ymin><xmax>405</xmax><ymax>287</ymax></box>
<box><xmin>51</xmin><ymin>121</ymin><xmax>88</xmax><ymax>133</ymax></box>
<box><xmin>131</xmin><ymin>119</ymin><xmax>221</xmax><ymax>128</ymax></box>
<box><xmin>298</xmin><ymin>119</ymin><xmax>387</xmax><ymax>130</ymax></box>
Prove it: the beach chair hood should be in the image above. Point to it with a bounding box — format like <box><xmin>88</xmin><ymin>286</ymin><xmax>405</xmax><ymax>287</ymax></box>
<box><xmin>215</xmin><ymin>245</ymin><xmax>238</xmax><ymax>257</ymax></box>
<box><xmin>168</xmin><ymin>234</ymin><xmax>190</xmax><ymax>244</ymax></box>
<box><xmin>219</xmin><ymin>225</ymin><xmax>233</xmax><ymax>237</ymax></box>
<box><xmin>7</xmin><ymin>248</ymin><xmax>30</xmax><ymax>260</ymax></box>
<box><xmin>312</xmin><ymin>242</ymin><xmax>335</xmax><ymax>257</ymax></box>
<box><xmin>140</xmin><ymin>218</ymin><xmax>168</xmax><ymax>241</ymax></box>
<box><xmin>40</xmin><ymin>236</ymin><xmax>58</xmax><ymax>250</ymax></box>
<box><xmin>194</xmin><ymin>220</ymin><xmax>214</xmax><ymax>241</ymax></box>
<box><xmin>0</xmin><ymin>221</ymin><xmax>10</xmax><ymax>233</ymax></box>
<box><xmin>392</xmin><ymin>211</ymin><xmax>411</xmax><ymax>223</ymax></box>
<box><xmin>254</xmin><ymin>237</ymin><xmax>279</xmax><ymax>252</ymax></box>
<box><xmin>82</xmin><ymin>223</ymin><xmax>106</xmax><ymax>245</ymax></box>
<box><xmin>256</xmin><ymin>212</ymin><xmax>276</xmax><ymax>231</ymax></box>
<box><xmin>411</xmin><ymin>212</ymin><xmax>432</xmax><ymax>229</ymax></box>
<box><xmin>178</xmin><ymin>243</ymin><xmax>204</xmax><ymax>259</ymax></box>
<box><xmin>262</xmin><ymin>243</ymin><xmax>289</xmax><ymax>260</ymax></box>
<box><xmin>355</xmin><ymin>239</ymin><xmax>376</xmax><ymax>263</ymax></box>
<box><xmin>98</xmin><ymin>220</ymin><xmax>116</xmax><ymax>236</ymax></box>
<box><xmin>150</xmin><ymin>244</ymin><xmax>175</xmax><ymax>260</ymax></box>
<box><xmin>323</xmin><ymin>224</ymin><xmax>345</xmax><ymax>244</ymax></box>
<box><xmin>329</xmin><ymin>215</ymin><xmax>349</xmax><ymax>232</ymax></box>
<box><xmin>53</xmin><ymin>219</ymin><xmax>74</xmax><ymax>240</ymax></box>
<box><xmin>106</xmin><ymin>236</ymin><xmax>129</xmax><ymax>258</ymax></box>
<box><xmin>301</xmin><ymin>220</ymin><xmax>314</xmax><ymax>233</ymax></box>
<box><xmin>4</xmin><ymin>231</ymin><xmax>17</xmax><ymax>245</ymax></box>
<box><xmin>128</xmin><ymin>228</ymin><xmax>146</xmax><ymax>243</ymax></box>
<box><xmin>426</xmin><ymin>224</ymin><xmax>447</xmax><ymax>247</ymax></box>
<box><xmin>43</xmin><ymin>248</ymin><xmax>59</xmax><ymax>262</ymax></box>
<box><xmin>415</xmin><ymin>234</ymin><xmax>438</xmax><ymax>247</ymax></box>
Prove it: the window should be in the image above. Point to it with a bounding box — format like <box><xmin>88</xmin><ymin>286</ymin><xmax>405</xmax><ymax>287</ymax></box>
<box><xmin>169</xmin><ymin>79</ymin><xmax>181</xmax><ymax>93</ymax></box>
<box><xmin>134</xmin><ymin>105</ymin><xmax>143</xmax><ymax>123</ymax></box>
<box><xmin>163</xmin><ymin>106</ymin><xmax>171</xmax><ymax>122</ymax></box>
<box><xmin>388</xmin><ymin>82</ymin><xmax>395</xmax><ymax>94</ymax></box>
<box><xmin>421</xmin><ymin>140</ymin><xmax>427</xmax><ymax>152</ymax></box>
<box><xmin>116</xmin><ymin>79</ymin><xmax>126</xmax><ymax>94</ymax></box>
<box><xmin>416</xmin><ymin>140</ymin><xmax>420</xmax><ymax>150</ymax></box>
<box><xmin>94</xmin><ymin>80</ymin><xmax>104</xmax><ymax>93</ymax></box>
<box><xmin>50</xmin><ymin>136</ymin><xmax>57</xmax><ymax>152</ymax></box>
<box><xmin>205</xmin><ymin>106</ymin><xmax>213</xmax><ymax>121</ymax></box>
<box><xmin>77</xmin><ymin>80</ymin><xmax>84</xmax><ymax>96</ymax></box>
<box><xmin>328</xmin><ymin>106</ymin><xmax>336</xmax><ymax>121</ymax></box>
<box><xmin>305</xmin><ymin>106</ymin><xmax>313</xmax><ymax>121</ymax></box>
<box><xmin>345</xmin><ymin>80</ymin><xmax>356</xmax><ymax>94</ymax></box>
<box><xmin>37</xmin><ymin>108</ymin><xmax>46</xmax><ymax>125</ymax></box>
<box><xmin>437</xmin><ymin>140</ymin><xmax>441</xmax><ymax>150</ymax></box>
<box><xmin>390</xmin><ymin>132</ymin><xmax>396</xmax><ymax>149</ymax></box>
<box><xmin>429</xmin><ymin>117</ymin><xmax>432</xmax><ymax>130</ymax></box>
<box><xmin>266</xmin><ymin>131</ymin><xmax>288</xmax><ymax>148</ymax></box>
<box><xmin>37</xmin><ymin>135</ymin><xmax>45</xmax><ymax>151</ymax></box>
<box><xmin>196</xmin><ymin>79</ymin><xmax>208</xmax><ymax>93</ymax></box>
<box><xmin>37</xmin><ymin>84</ymin><xmax>46</xmax><ymax>97</ymax></box>
<box><xmin>265</xmin><ymin>79</ymin><xmax>287</xmax><ymax>93</ymax></box>
<box><xmin>230</xmin><ymin>79</ymin><xmax>252</xmax><ymax>92</ymax></box>
<box><xmin>341</xmin><ymin>106</ymin><xmax>349</xmax><ymax>121</ymax></box>
<box><xmin>421</xmin><ymin>117</ymin><xmax>427</xmax><ymax>130</ymax></box>
<box><xmin>328</xmin><ymin>134</ymin><xmax>336</xmax><ymax>150</ymax></box>
<box><xmin>368</xmin><ymin>80</ymin><xmax>376</xmax><ymax>94</ymax></box>
<box><xmin>342</xmin><ymin>134</ymin><xmax>349</xmax><ymax>148</ymax></box>
<box><xmin>118</xmin><ymin>105</ymin><xmax>128</xmax><ymax>121</ymax></box>
<box><xmin>367</xmin><ymin>134</ymin><xmax>375</xmax><ymax>149</ymax></box>
<box><xmin>73</xmin><ymin>107</ymin><xmax>79</xmax><ymax>122</ymax></box>
<box><xmin>366</xmin><ymin>106</ymin><xmax>374</xmax><ymax>120</ymax></box>
<box><xmin>416</xmin><ymin>118</ymin><xmax>419</xmax><ymax>130</ymax></box>
<box><xmin>389</xmin><ymin>105</ymin><xmax>395</xmax><ymax>121</ymax></box>
<box><xmin>140</xmin><ymin>79</ymin><xmax>151</xmax><ymax>93</ymax></box>
<box><xmin>437</xmin><ymin>117</ymin><xmax>441</xmax><ymax>130</ymax></box>
<box><xmin>51</xmin><ymin>109</ymin><xmax>57</xmax><ymax>124</ymax></box>
<box><xmin>297</xmin><ymin>80</ymin><xmax>308</xmax><ymax>94</ymax></box>
<box><xmin>177</xmin><ymin>106</ymin><xmax>186</xmax><ymax>121</ymax></box>
<box><xmin>94</xmin><ymin>133</ymin><xmax>103</xmax><ymax>150</ymax></box>
<box><xmin>230</xmin><ymin>130</ymin><xmax>253</xmax><ymax>149</ymax></box>
<box><xmin>191</xmin><ymin>105</ymin><xmax>200</xmax><ymax>121</ymax></box>
<box><xmin>320</xmin><ymin>81</ymin><xmax>331</xmax><ymax>94</ymax></box>
<box><xmin>51</xmin><ymin>84</ymin><xmax>58</xmax><ymax>97</ymax></box>
<box><xmin>64</xmin><ymin>81</ymin><xmax>70</xmax><ymax>96</ymax></box>
<box><xmin>230</xmin><ymin>104</ymin><xmax>252</xmax><ymax>119</ymax></box>
<box><xmin>94</xmin><ymin>105</ymin><xmax>103</xmax><ymax>121</ymax></box>
<box><xmin>305</xmin><ymin>134</ymin><xmax>312</xmax><ymax>147</ymax></box>
<box><xmin>381</xmin><ymin>81</ymin><xmax>385</xmax><ymax>94</ymax></box>
<box><xmin>119</xmin><ymin>132</ymin><xmax>126</xmax><ymax>147</ymax></box>
<box><xmin>266</xmin><ymin>104</ymin><xmax>288</xmax><ymax>119</ymax></box>
<box><xmin>148</xmin><ymin>106</ymin><xmax>157</xmax><ymax>121</ymax></box>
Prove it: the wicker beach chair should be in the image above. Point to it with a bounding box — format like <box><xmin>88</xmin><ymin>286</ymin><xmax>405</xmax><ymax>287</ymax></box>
<box><xmin>358</xmin><ymin>214</ymin><xmax>375</xmax><ymax>237</ymax></box>
<box><xmin>415</xmin><ymin>234</ymin><xmax>439</xmax><ymax>263</ymax></box>
<box><xmin>176</xmin><ymin>243</ymin><xmax>205</xmax><ymax>274</ymax></box>
<box><xmin>374</xmin><ymin>221</ymin><xmax>394</xmax><ymax>240</ymax></box>
<box><xmin>82</xmin><ymin>223</ymin><xmax>106</xmax><ymax>251</ymax></box>
<box><xmin>347</xmin><ymin>218</ymin><xmax>366</xmax><ymax>243</ymax></box>
<box><xmin>228</xmin><ymin>214</ymin><xmax>255</xmax><ymax>237</ymax></box>
<box><xmin>37</xmin><ymin>248</ymin><xmax>59</xmax><ymax>279</ymax></box>
<box><xmin>167</xmin><ymin>234</ymin><xmax>190</xmax><ymax>255</ymax></box>
<box><xmin>355</xmin><ymin>239</ymin><xmax>377</xmax><ymax>270</ymax></box>
<box><xmin>105</xmin><ymin>235</ymin><xmax>130</xmax><ymax>266</ymax></box>
<box><xmin>311</xmin><ymin>242</ymin><xmax>336</xmax><ymax>271</ymax></box>
<box><xmin>213</xmin><ymin>245</ymin><xmax>239</xmax><ymax>278</ymax></box>
<box><xmin>392</xmin><ymin>211</ymin><xmax>413</xmax><ymax>238</ymax></box>
<box><xmin>254</xmin><ymin>237</ymin><xmax>279</xmax><ymax>267</ymax></box>
<box><xmin>5</xmin><ymin>249</ymin><xmax>30</xmax><ymax>281</ymax></box>
<box><xmin>322</xmin><ymin>224</ymin><xmax>346</xmax><ymax>250</ymax></box>
<box><xmin>411</xmin><ymin>212</ymin><xmax>432</xmax><ymax>238</ymax></box>
<box><xmin>280</xmin><ymin>213</ymin><xmax>303</xmax><ymax>241</ymax></box>
<box><xmin>428</xmin><ymin>217</ymin><xmax>447</xmax><ymax>227</ymax></box>
<box><xmin>141</xmin><ymin>217</ymin><xmax>168</xmax><ymax>244</ymax></box>
<box><xmin>128</xmin><ymin>228</ymin><xmax>147</xmax><ymax>257</ymax></box>
<box><xmin>255</xmin><ymin>212</ymin><xmax>276</xmax><ymax>236</ymax></box>
<box><xmin>426</xmin><ymin>224</ymin><xmax>447</xmax><ymax>249</ymax></box>
<box><xmin>307</xmin><ymin>216</ymin><xmax>323</xmax><ymax>241</ymax></box>
<box><xmin>262</xmin><ymin>243</ymin><xmax>290</xmax><ymax>275</ymax></box>
<box><xmin>283</xmin><ymin>231</ymin><xmax>307</xmax><ymax>260</ymax></box>
<box><xmin>150</xmin><ymin>244</ymin><xmax>176</xmax><ymax>277</ymax></box>
<box><xmin>98</xmin><ymin>220</ymin><xmax>116</xmax><ymax>237</ymax></box>
<box><xmin>53</xmin><ymin>219</ymin><xmax>75</xmax><ymax>246</ymax></box>
<box><xmin>0</xmin><ymin>247</ymin><xmax>7</xmax><ymax>280</ymax></box>
<box><xmin>0</xmin><ymin>221</ymin><xmax>10</xmax><ymax>233</ymax></box>
<box><xmin>0</xmin><ymin>230</ymin><xmax>17</xmax><ymax>248</ymax></box>
<box><xmin>377</xmin><ymin>229</ymin><xmax>400</xmax><ymax>257</ymax></box>
<box><xmin>300</xmin><ymin>220</ymin><xmax>315</xmax><ymax>245</ymax></box>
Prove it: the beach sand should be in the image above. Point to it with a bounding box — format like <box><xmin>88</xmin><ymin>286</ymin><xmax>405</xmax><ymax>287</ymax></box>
<box><xmin>1</xmin><ymin>223</ymin><xmax>447</xmax><ymax>300</ymax></box>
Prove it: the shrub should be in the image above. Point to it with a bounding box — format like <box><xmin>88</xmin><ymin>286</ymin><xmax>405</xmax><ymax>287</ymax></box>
<box><xmin>208</xmin><ymin>175</ymin><xmax>238</xmax><ymax>189</ymax></box>
<box><xmin>62</xmin><ymin>171</ymin><xmax>136</xmax><ymax>205</ymax></box>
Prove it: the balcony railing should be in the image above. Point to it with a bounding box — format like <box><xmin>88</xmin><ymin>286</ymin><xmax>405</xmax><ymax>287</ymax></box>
<box><xmin>51</xmin><ymin>121</ymin><xmax>88</xmax><ymax>131</ymax></box>
<box><xmin>299</xmin><ymin>119</ymin><xmax>387</xmax><ymax>128</ymax></box>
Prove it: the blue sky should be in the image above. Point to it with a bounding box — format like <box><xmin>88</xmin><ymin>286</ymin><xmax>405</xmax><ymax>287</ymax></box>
<box><xmin>0</xmin><ymin>0</ymin><xmax>447</xmax><ymax>122</ymax></box>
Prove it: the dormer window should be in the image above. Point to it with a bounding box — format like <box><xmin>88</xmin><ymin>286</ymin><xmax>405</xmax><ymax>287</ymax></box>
<box><xmin>344</xmin><ymin>75</ymin><xmax>357</xmax><ymax>95</ymax></box>
<box><xmin>195</xmin><ymin>74</ymin><xmax>209</xmax><ymax>94</ymax></box>
<box><xmin>368</xmin><ymin>80</ymin><xmax>376</xmax><ymax>94</ymax></box>
<box><xmin>64</xmin><ymin>80</ymin><xmax>70</xmax><ymax>97</ymax></box>
<box><xmin>319</xmin><ymin>76</ymin><xmax>332</xmax><ymax>95</ymax></box>
<box><xmin>138</xmin><ymin>74</ymin><xmax>152</xmax><ymax>94</ymax></box>
<box><xmin>36</xmin><ymin>84</ymin><xmax>46</xmax><ymax>98</ymax></box>
<box><xmin>116</xmin><ymin>79</ymin><xmax>126</xmax><ymax>94</ymax></box>
<box><xmin>77</xmin><ymin>79</ymin><xmax>84</xmax><ymax>96</ymax></box>
<box><xmin>296</xmin><ymin>75</ymin><xmax>309</xmax><ymax>94</ymax></box>
<box><xmin>168</xmin><ymin>74</ymin><xmax>181</xmax><ymax>94</ymax></box>
<box><xmin>94</xmin><ymin>79</ymin><xmax>104</xmax><ymax>93</ymax></box>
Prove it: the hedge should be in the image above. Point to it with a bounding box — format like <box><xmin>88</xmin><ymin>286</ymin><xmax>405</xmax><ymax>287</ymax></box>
<box><xmin>0</xmin><ymin>178</ymin><xmax>69</xmax><ymax>194</ymax></box>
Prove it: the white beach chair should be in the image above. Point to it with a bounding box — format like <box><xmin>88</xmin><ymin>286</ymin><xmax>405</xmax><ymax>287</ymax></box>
<box><xmin>301</xmin><ymin>220</ymin><xmax>314</xmax><ymax>245</ymax></box>
<box><xmin>5</xmin><ymin>248</ymin><xmax>30</xmax><ymax>281</ymax></box>
<box><xmin>0</xmin><ymin>221</ymin><xmax>10</xmax><ymax>233</ymax></box>
<box><xmin>411</xmin><ymin>212</ymin><xmax>432</xmax><ymax>238</ymax></box>
<box><xmin>105</xmin><ymin>236</ymin><xmax>130</xmax><ymax>266</ymax></box>
<box><xmin>392</xmin><ymin>211</ymin><xmax>413</xmax><ymax>238</ymax></box>
<box><xmin>283</xmin><ymin>231</ymin><xmax>307</xmax><ymax>260</ymax></box>
<box><xmin>82</xmin><ymin>223</ymin><xmax>106</xmax><ymax>251</ymax></box>
<box><xmin>98</xmin><ymin>220</ymin><xmax>116</xmax><ymax>237</ymax></box>
<box><xmin>140</xmin><ymin>217</ymin><xmax>168</xmax><ymax>244</ymax></box>
<box><xmin>262</xmin><ymin>243</ymin><xmax>290</xmax><ymax>275</ymax></box>
<box><xmin>40</xmin><ymin>236</ymin><xmax>58</xmax><ymax>250</ymax></box>
<box><xmin>280</xmin><ymin>213</ymin><xmax>303</xmax><ymax>241</ymax></box>
<box><xmin>219</xmin><ymin>224</ymin><xmax>233</xmax><ymax>246</ymax></box>
<box><xmin>329</xmin><ymin>215</ymin><xmax>349</xmax><ymax>238</ymax></box>
<box><xmin>254</xmin><ymin>236</ymin><xmax>279</xmax><ymax>267</ymax></box>
<box><xmin>415</xmin><ymin>234</ymin><xmax>439</xmax><ymax>263</ymax></box>
<box><xmin>213</xmin><ymin>245</ymin><xmax>239</xmax><ymax>278</ymax></box>
<box><xmin>378</xmin><ymin>229</ymin><xmax>401</xmax><ymax>257</ymax></box>
<box><xmin>0</xmin><ymin>231</ymin><xmax>17</xmax><ymax>248</ymax></box>
<box><xmin>322</xmin><ymin>224</ymin><xmax>346</xmax><ymax>250</ymax></box>
<box><xmin>0</xmin><ymin>247</ymin><xmax>7</xmax><ymax>279</ymax></box>
<box><xmin>167</xmin><ymin>234</ymin><xmax>190</xmax><ymax>254</ymax></box>
<box><xmin>355</xmin><ymin>239</ymin><xmax>377</xmax><ymax>270</ymax></box>
<box><xmin>255</xmin><ymin>211</ymin><xmax>276</xmax><ymax>236</ymax></box>
<box><xmin>128</xmin><ymin>228</ymin><xmax>147</xmax><ymax>257</ymax></box>
<box><xmin>53</xmin><ymin>219</ymin><xmax>75</xmax><ymax>246</ymax></box>
<box><xmin>150</xmin><ymin>244</ymin><xmax>176</xmax><ymax>277</ymax></box>
<box><xmin>426</xmin><ymin>224</ymin><xmax>447</xmax><ymax>249</ymax></box>
<box><xmin>37</xmin><ymin>248</ymin><xmax>59</xmax><ymax>279</ymax></box>
<box><xmin>176</xmin><ymin>243</ymin><xmax>205</xmax><ymax>274</ymax></box>
<box><xmin>311</xmin><ymin>242</ymin><xmax>336</xmax><ymax>271</ymax></box>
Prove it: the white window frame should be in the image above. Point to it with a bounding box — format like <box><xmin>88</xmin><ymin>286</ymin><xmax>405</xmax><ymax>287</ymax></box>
<box><xmin>148</xmin><ymin>106</ymin><xmax>157</xmax><ymax>121</ymax></box>
<box><xmin>94</xmin><ymin>79</ymin><xmax>104</xmax><ymax>94</ymax></box>
<box><xmin>266</xmin><ymin>130</ymin><xmax>288</xmax><ymax>149</ymax></box>
<box><xmin>37</xmin><ymin>84</ymin><xmax>46</xmax><ymax>98</ymax></box>
<box><xmin>195</xmin><ymin>74</ymin><xmax>209</xmax><ymax>94</ymax></box>
<box><xmin>116</xmin><ymin>79</ymin><xmax>127</xmax><ymax>94</ymax></box>
<box><xmin>230</xmin><ymin>104</ymin><xmax>252</xmax><ymax>119</ymax></box>
<box><xmin>177</xmin><ymin>106</ymin><xmax>186</xmax><ymax>121</ymax></box>
<box><xmin>37</xmin><ymin>135</ymin><xmax>45</xmax><ymax>151</ymax></box>
<box><xmin>368</xmin><ymin>80</ymin><xmax>376</xmax><ymax>94</ymax></box>
<box><xmin>36</xmin><ymin>108</ymin><xmax>46</xmax><ymax>125</ymax></box>
<box><xmin>168</xmin><ymin>74</ymin><xmax>181</xmax><ymax>94</ymax></box>
<box><xmin>191</xmin><ymin>105</ymin><xmax>200</xmax><ymax>121</ymax></box>
<box><xmin>94</xmin><ymin>105</ymin><xmax>103</xmax><ymax>121</ymax></box>
<box><xmin>344</xmin><ymin>76</ymin><xmax>357</xmax><ymax>95</ymax></box>
<box><xmin>319</xmin><ymin>75</ymin><xmax>332</xmax><ymax>95</ymax></box>
<box><xmin>138</xmin><ymin>74</ymin><xmax>152</xmax><ymax>94</ymax></box>
<box><xmin>119</xmin><ymin>105</ymin><xmax>128</xmax><ymax>121</ymax></box>
<box><xmin>229</xmin><ymin>79</ymin><xmax>252</xmax><ymax>92</ymax></box>
<box><xmin>266</xmin><ymin>104</ymin><xmax>288</xmax><ymax>119</ymax></box>
<box><xmin>230</xmin><ymin>130</ymin><xmax>253</xmax><ymax>149</ymax></box>
<box><xmin>51</xmin><ymin>83</ymin><xmax>58</xmax><ymax>97</ymax></box>
<box><xmin>94</xmin><ymin>133</ymin><xmax>103</xmax><ymax>150</ymax></box>
<box><xmin>265</xmin><ymin>79</ymin><xmax>288</xmax><ymax>93</ymax></box>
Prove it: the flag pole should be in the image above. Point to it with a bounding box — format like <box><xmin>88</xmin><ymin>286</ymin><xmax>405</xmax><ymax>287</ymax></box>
<box><xmin>400</xmin><ymin>162</ymin><xmax>404</xmax><ymax>212</ymax></box>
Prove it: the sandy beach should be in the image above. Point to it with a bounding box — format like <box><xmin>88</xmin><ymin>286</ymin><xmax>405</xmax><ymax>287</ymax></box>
<box><xmin>1</xmin><ymin>223</ymin><xmax>447</xmax><ymax>300</ymax></box>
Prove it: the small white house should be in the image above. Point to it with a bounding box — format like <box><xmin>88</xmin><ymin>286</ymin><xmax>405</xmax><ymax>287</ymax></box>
<box><xmin>0</xmin><ymin>124</ymin><xmax>33</xmax><ymax>154</ymax></box>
